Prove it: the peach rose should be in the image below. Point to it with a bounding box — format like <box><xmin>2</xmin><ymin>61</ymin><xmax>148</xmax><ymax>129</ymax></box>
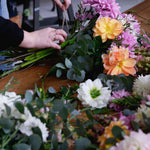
<box><xmin>93</xmin><ymin>17</ymin><xmax>123</xmax><ymax>42</ymax></box>
<box><xmin>102</xmin><ymin>46</ymin><xmax>136</xmax><ymax>75</ymax></box>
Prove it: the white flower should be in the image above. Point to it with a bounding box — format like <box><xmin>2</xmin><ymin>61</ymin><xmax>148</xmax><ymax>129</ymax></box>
<box><xmin>18</xmin><ymin>116</ymin><xmax>49</xmax><ymax>142</ymax></box>
<box><xmin>110</xmin><ymin>130</ymin><xmax>150</xmax><ymax>150</ymax></box>
<box><xmin>132</xmin><ymin>74</ymin><xmax>150</xmax><ymax>96</ymax></box>
<box><xmin>134</xmin><ymin>104</ymin><xmax>150</xmax><ymax>127</ymax></box>
<box><xmin>11</xmin><ymin>106</ymin><xmax>32</xmax><ymax>120</ymax></box>
<box><xmin>0</xmin><ymin>92</ymin><xmax>21</xmax><ymax>117</ymax></box>
<box><xmin>77</xmin><ymin>78</ymin><xmax>111</xmax><ymax>109</ymax></box>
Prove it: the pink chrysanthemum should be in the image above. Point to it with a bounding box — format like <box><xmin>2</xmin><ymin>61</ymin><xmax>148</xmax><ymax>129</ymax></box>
<box><xmin>76</xmin><ymin>0</ymin><xmax>121</xmax><ymax>20</ymax></box>
<box><xmin>118</xmin><ymin>13</ymin><xmax>141</xmax><ymax>35</ymax></box>
<box><xmin>119</xmin><ymin>30</ymin><xmax>138</xmax><ymax>54</ymax></box>
<box><xmin>119</xmin><ymin>112</ymin><xmax>135</xmax><ymax>130</ymax></box>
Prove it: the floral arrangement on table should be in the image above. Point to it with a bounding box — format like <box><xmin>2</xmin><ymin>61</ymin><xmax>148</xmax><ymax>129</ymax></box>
<box><xmin>0</xmin><ymin>0</ymin><xmax>150</xmax><ymax>80</ymax></box>
<box><xmin>0</xmin><ymin>0</ymin><xmax>150</xmax><ymax>149</ymax></box>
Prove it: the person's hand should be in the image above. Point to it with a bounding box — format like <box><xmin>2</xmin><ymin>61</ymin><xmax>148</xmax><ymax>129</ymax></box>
<box><xmin>54</xmin><ymin>0</ymin><xmax>71</xmax><ymax>11</ymax></box>
<box><xmin>19</xmin><ymin>27</ymin><xmax>67</xmax><ymax>49</ymax></box>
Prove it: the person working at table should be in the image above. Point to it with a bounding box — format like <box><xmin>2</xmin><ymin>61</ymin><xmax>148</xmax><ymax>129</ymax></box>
<box><xmin>0</xmin><ymin>0</ymin><xmax>71</xmax><ymax>50</ymax></box>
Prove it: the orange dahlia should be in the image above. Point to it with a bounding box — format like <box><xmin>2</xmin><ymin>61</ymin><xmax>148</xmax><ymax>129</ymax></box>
<box><xmin>97</xmin><ymin>120</ymin><xmax>129</xmax><ymax>149</ymax></box>
<box><xmin>93</xmin><ymin>17</ymin><xmax>123</xmax><ymax>42</ymax></box>
<box><xmin>102</xmin><ymin>46</ymin><xmax>136</xmax><ymax>75</ymax></box>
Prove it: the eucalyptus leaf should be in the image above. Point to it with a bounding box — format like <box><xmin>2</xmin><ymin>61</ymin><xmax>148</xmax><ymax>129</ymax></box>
<box><xmin>13</xmin><ymin>144</ymin><xmax>31</xmax><ymax>150</ymax></box>
<box><xmin>105</xmin><ymin>137</ymin><xmax>117</xmax><ymax>145</ymax></box>
<box><xmin>0</xmin><ymin>118</ymin><xmax>13</xmax><ymax>133</ymax></box>
<box><xmin>25</xmin><ymin>90</ymin><xmax>33</xmax><ymax>104</ymax></box>
<box><xmin>67</xmin><ymin>68</ymin><xmax>75</xmax><ymax>80</ymax></box>
<box><xmin>14</xmin><ymin>101</ymin><xmax>24</xmax><ymax>114</ymax></box>
<box><xmin>65</xmin><ymin>58</ymin><xmax>72</xmax><ymax>69</ymax></box>
<box><xmin>48</xmin><ymin>87</ymin><xmax>56</xmax><ymax>94</ymax></box>
<box><xmin>75</xmin><ymin>119</ymin><xmax>85</xmax><ymax>136</ymax></box>
<box><xmin>51</xmin><ymin>133</ymin><xmax>58</xmax><ymax>150</ymax></box>
<box><xmin>75</xmin><ymin>70</ymin><xmax>86</xmax><ymax>82</ymax></box>
<box><xmin>36</xmin><ymin>98</ymin><xmax>44</xmax><ymax>109</ymax></box>
<box><xmin>59</xmin><ymin>140</ymin><xmax>68</xmax><ymax>150</ymax></box>
<box><xmin>63</xmin><ymin>123</ymin><xmax>71</xmax><ymax>137</ymax></box>
<box><xmin>59</xmin><ymin>107</ymin><xmax>68</xmax><ymax>120</ymax></box>
<box><xmin>4</xmin><ymin>104</ymin><xmax>11</xmax><ymax>116</ymax></box>
<box><xmin>29</xmin><ymin>134</ymin><xmax>42</xmax><ymax>150</ymax></box>
<box><xmin>56</xmin><ymin>69</ymin><xmax>62</xmax><ymax>78</ymax></box>
<box><xmin>26</xmin><ymin>103</ymin><xmax>35</xmax><ymax>116</ymax></box>
<box><xmin>86</xmin><ymin>110</ymin><xmax>93</xmax><ymax>121</ymax></box>
<box><xmin>74</xmin><ymin>138</ymin><xmax>91</xmax><ymax>150</ymax></box>
<box><xmin>32</xmin><ymin>127</ymin><xmax>42</xmax><ymax>139</ymax></box>
<box><xmin>112</xmin><ymin>126</ymin><xmax>124</xmax><ymax>140</ymax></box>
<box><xmin>56</xmin><ymin>63</ymin><xmax>66</xmax><ymax>69</ymax></box>
<box><xmin>51</xmin><ymin>100</ymin><xmax>64</xmax><ymax>113</ymax></box>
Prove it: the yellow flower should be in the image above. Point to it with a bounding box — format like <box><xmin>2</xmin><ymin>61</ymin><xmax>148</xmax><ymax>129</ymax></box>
<box><xmin>93</xmin><ymin>17</ymin><xmax>123</xmax><ymax>42</ymax></box>
<box><xmin>102</xmin><ymin>46</ymin><xmax>136</xmax><ymax>75</ymax></box>
<box><xmin>97</xmin><ymin>121</ymin><xmax>129</xmax><ymax>149</ymax></box>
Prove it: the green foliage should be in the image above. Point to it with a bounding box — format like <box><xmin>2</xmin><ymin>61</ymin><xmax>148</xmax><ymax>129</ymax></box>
<box><xmin>74</xmin><ymin>137</ymin><xmax>91</xmax><ymax>150</ymax></box>
<box><xmin>0</xmin><ymin>118</ymin><xmax>13</xmax><ymax>134</ymax></box>
<box><xmin>25</xmin><ymin>90</ymin><xmax>33</xmax><ymax>104</ymax></box>
<box><xmin>112</xmin><ymin>126</ymin><xmax>124</xmax><ymax>140</ymax></box>
<box><xmin>14</xmin><ymin>101</ymin><xmax>24</xmax><ymax>114</ymax></box>
<box><xmin>29</xmin><ymin>134</ymin><xmax>42</xmax><ymax>150</ymax></box>
<box><xmin>97</xmin><ymin>73</ymin><xmax>135</xmax><ymax>92</ymax></box>
<box><xmin>93</xmin><ymin>107</ymin><xmax>112</xmax><ymax>115</ymax></box>
<box><xmin>13</xmin><ymin>144</ymin><xmax>31</xmax><ymax>150</ymax></box>
<box><xmin>111</xmin><ymin>95</ymin><xmax>144</xmax><ymax>110</ymax></box>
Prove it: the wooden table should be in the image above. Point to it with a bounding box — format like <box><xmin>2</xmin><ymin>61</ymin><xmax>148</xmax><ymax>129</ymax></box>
<box><xmin>0</xmin><ymin>0</ymin><xmax>150</xmax><ymax>94</ymax></box>
<box><xmin>125</xmin><ymin>0</ymin><xmax>150</xmax><ymax>35</ymax></box>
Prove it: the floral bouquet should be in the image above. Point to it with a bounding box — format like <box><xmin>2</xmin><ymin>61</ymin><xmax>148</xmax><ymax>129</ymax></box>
<box><xmin>0</xmin><ymin>0</ymin><xmax>150</xmax><ymax>149</ymax></box>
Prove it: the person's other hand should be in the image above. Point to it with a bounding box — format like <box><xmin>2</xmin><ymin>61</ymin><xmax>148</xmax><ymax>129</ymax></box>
<box><xmin>19</xmin><ymin>27</ymin><xmax>67</xmax><ymax>49</ymax></box>
<box><xmin>54</xmin><ymin>0</ymin><xmax>71</xmax><ymax>11</ymax></box>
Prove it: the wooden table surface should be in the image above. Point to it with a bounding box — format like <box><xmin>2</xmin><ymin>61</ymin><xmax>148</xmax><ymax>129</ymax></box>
<box><xmin>125</xmin><ymin>0</ymin><xmax>150</xmax><ymax>34</ymax></box>
<box><xmin>0</xmin><ymin>0</ymin><xmax>150</xmax><ymax>94</ymax></box>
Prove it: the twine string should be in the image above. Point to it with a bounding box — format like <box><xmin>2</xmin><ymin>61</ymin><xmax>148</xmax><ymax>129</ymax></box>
<box><xmin>62</xmin><ymin>8</ymin><xmax>69</xmax><ymax>33</ymax></box>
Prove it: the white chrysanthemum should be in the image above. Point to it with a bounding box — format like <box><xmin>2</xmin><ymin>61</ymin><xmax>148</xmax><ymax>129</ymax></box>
<box><xmin>110</xmin><ymin>130</ymin><xmax>150</xmax><ymax>150</ymax></box>
<box><xmin>18</xmin><ymin>116</ymin><xmax>49</xmax><ymax>142</ymax></box>
<box><xmin>0</xmin><ymin>92</ymin><xmax>21</xmax><ymax>117</ymax></box>
<box><xmin>134</xmin><ymin>104</ymin><xmax>150</xmax><ymax>127</ymax></box>
<box><xmin>132</xmin><ymin>74</ymin><xmax>150</xmax><ymax>96</ymax></box>
<box><xmin>11</xmin><ymin>106</ymin><xmax>32</xmax><ymax>120</ymax></box>
<box><xmin>77</xmin><ymin>78</ymin><xmax>111</xmax><ymax>109</ymax></box>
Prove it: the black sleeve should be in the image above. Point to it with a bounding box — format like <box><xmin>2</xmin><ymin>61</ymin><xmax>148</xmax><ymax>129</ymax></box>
<box><xmin>0</xmin><ymin>16</ymin><xmax>24</xmax><ymax>50</ymax></box>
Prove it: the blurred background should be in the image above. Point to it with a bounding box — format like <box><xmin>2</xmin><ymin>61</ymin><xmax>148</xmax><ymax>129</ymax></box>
<box><xmin>12</xmin><ymin>0</ymin><xmax>144</xmax><ymax>31</ymax></box>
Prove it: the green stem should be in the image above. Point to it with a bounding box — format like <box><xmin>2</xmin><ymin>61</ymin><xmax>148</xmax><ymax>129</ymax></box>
<box><xmin>2</xmin><ymin>128</ymin><xmax>19</xmax><ymax>148</ymax></box>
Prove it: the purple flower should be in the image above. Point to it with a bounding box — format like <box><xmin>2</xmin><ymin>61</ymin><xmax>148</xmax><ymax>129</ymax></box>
<box><xmin>119</xmin><ymin>30</ymin><xmax>138</xmax><ymax>55</ymax></box>
<box><xmin>110</xmin><ymin>89</ymin><xmax>131</xmax><ymax>100</ymax></box>
<box><xmin>109</xmin><ymin>89</ymin><xmax>131</xmax><ymax>111</ymax></box>
<box><xmin>119</xmin><ymin>112</ymin><xmax>135</xmax><ymax>130</ymax></box>
<box><xmin>76</xmin><ymin>0</ymin><xmax>121</xmax><ymax>21</ymax></box>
